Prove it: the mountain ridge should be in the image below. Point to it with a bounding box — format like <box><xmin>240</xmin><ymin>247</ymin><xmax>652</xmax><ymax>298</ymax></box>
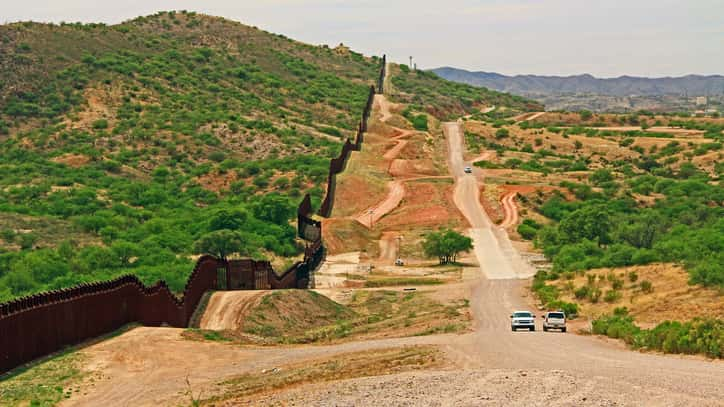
<box><xmin>432</xmin><ymin>66</ymin><xmax>724</xmax><ymax>97</ymax></box>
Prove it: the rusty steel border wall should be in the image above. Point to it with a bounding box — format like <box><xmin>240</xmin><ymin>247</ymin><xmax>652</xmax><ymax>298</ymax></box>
<box><xmin>0</xmin><ymin>56</ymin><xmax>385</xmax><ymax>376</ymax></box>
<box><xmin>317</xmin><ymin>83</ymin><xmax>376</xmax><ymax>217</ymax></box>
<box><xmin>377</xmin><ymin>55</ymin><xmax>386</xmax><ymax>95</ymax></box>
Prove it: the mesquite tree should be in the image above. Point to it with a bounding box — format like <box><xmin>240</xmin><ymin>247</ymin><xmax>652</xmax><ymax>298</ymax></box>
<box><xmin>422</xmin><ymin>229</ymin><xmax>473</xmax><ymax>264</ymax></box>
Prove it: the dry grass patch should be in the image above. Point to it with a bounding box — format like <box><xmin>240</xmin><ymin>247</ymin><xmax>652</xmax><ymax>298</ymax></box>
<box><xmin>202</xmin><ymin>346</ymin><xmax>444</xmax><ymax>406</ymax></box>
<box><xmin>552</xmin><ymin>264</ymin><xmax>724</xmax><ymax>325</ymax></box>
<box><xmin>322</xmin><ymin>218</ymin><xmax>380</xmax><ymax>255</ymax></box>
<box><xmin>186</xmin><ymin>289</ymin><xmax>471</xmax><ymax>345</ymax></box>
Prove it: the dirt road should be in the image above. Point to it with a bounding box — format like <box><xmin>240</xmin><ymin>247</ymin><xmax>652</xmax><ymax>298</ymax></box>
<box><xmin>499</xmin><ymin>192</ymin><xmax>519</xmax><ymax>229</ymax></box>
<box><xmin>445</xmin><ymin>122</ymin><xmax>534</xmax><ymax>279</ymax></box>
<box><xmin>378</xmin><ymin>231</ymin><xmax>400</xmax><ymax>264</ymax></box>
<box><xmin>514</xmin><ymin>111</ymin><xmax>546</xmax><ymax>123</ymax></box>
<box><xmin>353</xmin><ymin>180</ymin><xmax>405</xmax><ymax>228</ymax></box>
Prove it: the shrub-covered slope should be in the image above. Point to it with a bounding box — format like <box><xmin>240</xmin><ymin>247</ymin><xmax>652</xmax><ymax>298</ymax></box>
<box><xmin>0</xmin><ymin>11</ymin><xmax>382</xmax><ymax>301</ymax></box>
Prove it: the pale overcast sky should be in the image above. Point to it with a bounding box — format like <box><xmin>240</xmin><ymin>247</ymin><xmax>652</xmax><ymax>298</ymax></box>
<box><xmin>3</xmin><ymin>0</ymin><xmax>722</xmax><ymax>77</ymax></box>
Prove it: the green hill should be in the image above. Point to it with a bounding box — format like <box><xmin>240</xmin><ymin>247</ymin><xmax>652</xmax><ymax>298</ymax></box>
<box><xmin>0</xmin><ymin>11</ymin><xmax>540</xmax><ymax>302</ymax></box>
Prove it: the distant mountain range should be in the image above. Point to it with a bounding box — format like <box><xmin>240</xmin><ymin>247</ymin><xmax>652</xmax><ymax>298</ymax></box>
<box><xmin>431</xmin><ymin>67</ymin><xmax>724</xmax><ymax>97</ymax></box>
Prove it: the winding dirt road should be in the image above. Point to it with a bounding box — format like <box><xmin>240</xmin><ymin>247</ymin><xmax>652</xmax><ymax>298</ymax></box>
<box><xmin>445</xmin><ymin>122</ymin><xmax>534</xmax><ymax>280</ymax></box>
<box><xmin>499</xmin><ymin>192</ymin><xmax>519</xmax><ymax>229</ymax></box>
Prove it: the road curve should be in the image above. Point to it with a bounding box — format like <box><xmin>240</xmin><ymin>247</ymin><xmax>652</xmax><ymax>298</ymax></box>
<box><xmin>444</xmin><ymin>122</ymin><xmax>535</xmax><ymax>279</ymax></box>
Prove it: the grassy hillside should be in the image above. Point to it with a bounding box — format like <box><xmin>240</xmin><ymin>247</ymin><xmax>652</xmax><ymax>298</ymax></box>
<box><xmin>0</xmin><ymin>11</ymin><xmax>383</xmax><ymax>301</ymax></box>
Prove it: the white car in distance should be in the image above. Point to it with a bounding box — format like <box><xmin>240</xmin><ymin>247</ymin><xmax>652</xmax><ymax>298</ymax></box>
<box><xmin>463</xmin><ymin>166</ymin><xmax>473</xmax><ymax>174</ymax></box>
<box><xmin>510</xmin><ymin>310</ymin><xmax>536</xmax><ymax>331</ymax></box>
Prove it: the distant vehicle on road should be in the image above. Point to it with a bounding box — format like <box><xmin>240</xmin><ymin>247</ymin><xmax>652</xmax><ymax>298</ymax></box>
<box><xmin>510</xmin><ymin>310</ymin><xmax>535</xmax><ymax>331</ymax></box>
<box><xmin>464</xmin><ymin>166</ymin><xmax>472</xmax><ymax>173</ymax></box>
<box><xmin>542</xmin><ymin>311</ymin><xmax>566</xmax><ymax>332</ymax></box>
<box><xmin>395</xmin><ymin>258</ymin><xmax>404</xmax><ymax>266</ymax></box>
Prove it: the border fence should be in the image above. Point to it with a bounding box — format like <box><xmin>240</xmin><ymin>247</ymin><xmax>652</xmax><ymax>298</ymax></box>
<box><xmin>0</xmin><ymin>55</ymin><xmax>386</xmax><ymax>375</ymax></box>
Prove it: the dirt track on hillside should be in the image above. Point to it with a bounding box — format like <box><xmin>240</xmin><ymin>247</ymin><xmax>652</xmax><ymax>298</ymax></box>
<box><xmin>513</xmin><ymin>111</ymin><xmax>546</xmax><ymax>123</ymax></box>
<box><xmin>353</xmin><ymin>180</ymin><xmax>405</xmax><ymax>228</ymax></box>
<box><xmin>499</xmin><ymin>192</ymin><xmax>519</xmax><ymax>229</ymax></box>
<box><xmin>352</xmin><ymin>95</ymin><xmax>434</xmax><ymax>228</ymax></box>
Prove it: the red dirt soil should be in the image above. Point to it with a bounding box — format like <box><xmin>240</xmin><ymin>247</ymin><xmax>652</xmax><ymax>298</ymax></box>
<box><xmin>498</xmin><ymin>192</ymin><xmax>519</xmax><ymax>229</ymax></box>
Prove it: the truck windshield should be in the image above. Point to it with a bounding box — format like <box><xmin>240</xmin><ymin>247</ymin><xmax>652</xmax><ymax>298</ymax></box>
<box><xmin>548</xmin><ymin>313</ymin><xmax>565</xmax><ymax>319</ymax></box>
<box><xmin>513</xmin><ymin>312</ymin><xmax>532</xmax><ymax>318</ymax></box>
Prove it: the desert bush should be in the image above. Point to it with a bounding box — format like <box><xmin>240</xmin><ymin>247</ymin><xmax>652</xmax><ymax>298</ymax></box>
<box><xmin>604</xmin><ymin>289</ymin><xmax>622</xmax><ymax>303</ymax></box>
<box><xmin>495</xmin><ymin>128</ymin><xmax>509</xmax><ymax>139</ymax></box>
<box><xmin>92</xmin><ymin>119</ymin><xmax>109</xmax><ymax>130</ymax></box>
<box><xmin>588</xmin><ymin>287</ymin><xmax>602</xmax><ymax>303</ymax></box>
<box><xmin>574</xmin><ymin>285</ymin><xmax>589</xmax><ymax>299</ymax></box>
<box><xmin>628</xmin><ymin>271</ymin><xmax>638</xmax><ymax>283</ymax></box>
<box><xmin>640</xmin><ymin>280</ymin><xmax>653</xmax><ymax>293</ymax></box>
<box><xmin>593</xmin><ymin>312</ymin><xmax>723</xmax><ymax>358</ymax></box>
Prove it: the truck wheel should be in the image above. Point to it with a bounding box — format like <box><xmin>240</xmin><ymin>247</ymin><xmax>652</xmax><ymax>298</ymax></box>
<box><xmin>562</xmin><ymin>327</ymin><xmax>567</xmax><ymax>333</ymax></box>
<box><xmin>511</xmin><ymin>326</ymin><xmax>516</xmax><ymax>332</ymax></box>
<box><xmin>543</xmin><ymin>327</ymin><xmax>548</xmax><ymax>332</ymax></box>
<box><xmin>530</xmin><ymin>327</ymin><xmax>535</xmax><ymax>331</ymax></box>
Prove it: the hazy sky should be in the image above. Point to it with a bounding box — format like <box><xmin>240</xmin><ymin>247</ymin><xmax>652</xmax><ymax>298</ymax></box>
<box><xmin>3</xmin><ymin>0</ymin><xmax>723</xmax><ymax>77</ymax></box>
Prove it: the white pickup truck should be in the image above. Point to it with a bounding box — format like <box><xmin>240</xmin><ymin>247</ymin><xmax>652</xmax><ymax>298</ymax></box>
<box><xmin>542</xmin><ymin>311</ymin><xmax>566</xmax><ymax>332</ymax></box>
<box><xmin>510</xmin><ymin>310</ymin><xmax>536</xmax><ymax>331</ymax></box>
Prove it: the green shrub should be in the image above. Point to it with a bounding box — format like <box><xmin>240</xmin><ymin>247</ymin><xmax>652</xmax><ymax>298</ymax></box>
<box><xmin>604</xmin><ymin>289</ymin><xmax>621</xmax><ymax>303</ymax></box>
<box><xmin>588</xmin><ymin>287</ymin><xmax>602</xmax><ymax>303</ymax></box>
<box><xmin>209</xmin><ymin>151</ymin><xmax>226</xmax><ymax>162</ymax></box>
<box><xmin>611</xmin><ymin>278</ymin><xmax>624</xmax><ymax>290</ymax></box>
<box><xmin>640</xmin><ymin>280</ymin><xmax>653</xmax><ymax>293</ymax></box>
<box><xmin>517</xmin><ymin>223</ymin><xmax>537</xmax><ymax>240</ymax></box>
<box><xmin>18</xmin><ymin>233</ymin><xmax>39</xmax><ymax>250</ymax></box>
<box><xmin>593</xmin><ymin>313</ymin><xmax>723</xmax><ymax>358</ymax></box>
<box><xmin>318</xmin><ymin>126</ymin><xmax>342</xmax><ymax>137</ymax></box>
<box><xmin>92</xmin><ymin>119</ymin><xmax>109</xmax><ymax>130</ymax></box>
<box><xmin>574</xmin><ymin>285</ymin><xmax>589</xmax><ymax>299</ymax></box>
<box><xmin>410</xmin><ymin>114</ymin><xmax>428</xmax><ymax>131</ymax></box>
<box><xmin>547</xmin><ymin>300</ymin><xmax>578</xmax><ymax>317</ymax></box>
<box><xmin>495</xmin><ymin>128</ymin><xmax>509</xmax><ymax>139</ymax></box>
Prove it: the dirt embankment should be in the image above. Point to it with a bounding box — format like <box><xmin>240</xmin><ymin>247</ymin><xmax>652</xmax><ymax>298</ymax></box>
<box><xmin>198</xmin><ymin>291</ymin><xmax>268</xmax><ymax>331</ymax></box>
